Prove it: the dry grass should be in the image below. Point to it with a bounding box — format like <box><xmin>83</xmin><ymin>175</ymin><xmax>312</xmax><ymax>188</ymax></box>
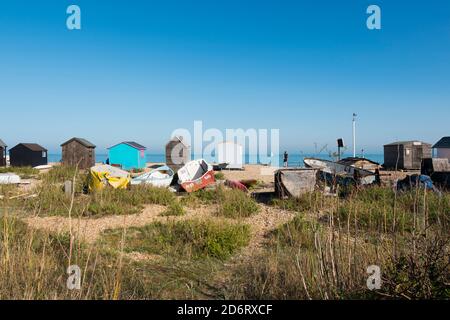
<box><xmin>0</xmin><ymin>165</ymin><xmax>448</xmax><ymax>300</ymax></box>
<box><xmin>224</xmin><ymin>187</ymin><xmax>450</xmax><ymax>300</ymax></box>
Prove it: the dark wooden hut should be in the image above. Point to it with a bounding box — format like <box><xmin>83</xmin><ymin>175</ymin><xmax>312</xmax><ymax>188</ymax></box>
<box><xmin>61</xmin><ymin>138</ymin><xmax>96</xmax><ymax>169</ymax></box>
<box><xmin>165</xmin><ymin>136</ymin><xmax>190</xmax><ymax>172</ymax></box>
<box><xmin>383</xmin><ymin>141</ymin><xmax>432</xmax><ymax>170</ymax></box>
<box><xmin>9</xmin><ymin>143</ymin><xmax>48</xmax><ymax>167</ymax></box>
<box><xmin>0</xmin><ymin>139</ymin><xmax>6</xmax><ymax>167</ymax></box>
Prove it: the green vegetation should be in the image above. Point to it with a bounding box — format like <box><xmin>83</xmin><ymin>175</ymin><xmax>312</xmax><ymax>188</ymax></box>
<box><xmin>225</xmin><ymin>186</ymin><xmax>450</xmax><ymax>300</ymax></box>
<box><xmin>214</xmin><ymin>172</ymin><xmax>225</xmax><ymax>180</ymax></box>
<box><xmin>1</xmin><ymin>165</ymin><xmax>449</xmax><ymax>300</ymax></box>
<box><xmin>271</xmin><ymin>186</ymin><xmax>450</xmax><ymax>234</ymax></box>
<box><xmin>0</xmin><ymin>214</ymin><xmax>222</xmax><ymax>299</ymax></box>
<box><xmin>215</xmin><ymin>188</ymin><xmax>260</xmax><ymax>218</ymax></box>
<box><xmin>7</xmin><ymin>166</ymin><xmax>178</xmax><ymax>218</ymax></box>
<box><xmin>160</xmin><ymin>201</ymin><xmax>185</xmax><ymax>216</ymax></box>
<box><xmin>182</xmin><ymin>186</ymin><xmax>260</xmax><ymax>218</ymax></box>
<box><xmin>101</xmin><ymin>219</ymin><xmax>251</xmax><ymax>260</ymax></box>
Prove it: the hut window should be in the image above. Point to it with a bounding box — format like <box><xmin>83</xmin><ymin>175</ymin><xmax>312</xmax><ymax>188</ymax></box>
<box><xmin>140</xmin><ymin>150</ymin><xmax>145</xmax><ymax>158</ymax></box>
<box><xmin>42</xmin><ymin>151</ymin><xmax>47</xmax><ymax>158</ymax></box>
<box><xmin>405</xmin><ymin>148</ymin><xmax>410</xmax><ymax>156</ymax></box>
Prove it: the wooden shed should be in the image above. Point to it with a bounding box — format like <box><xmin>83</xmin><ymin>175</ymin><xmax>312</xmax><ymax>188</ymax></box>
<box><xmin>383</xmin><ymin>141</ymin><xmax>432</xmax><ymax>170</ymax></box>
<box><xmin>432</xmin><ymin>137</ymin><xmax>450</xmax><ymax>162</ymax></box>
<box><xmin>9</xmin><ymin>143</ymin><xmax>48</xmax><ymax>167</ymax></box>
<box><xmin>61</xmin><ymin>137</ymin><xmax>96</xmax><ymax>169</ymax></box>
<box><xmin>165</xmin><ymin>136</ymin><xmax>190</xmax><ymax>172</ymax></box>
<box><xmin>0</xmin><ymin>139</ymin><xmax>6</xmax><ymax>167</ymax></box>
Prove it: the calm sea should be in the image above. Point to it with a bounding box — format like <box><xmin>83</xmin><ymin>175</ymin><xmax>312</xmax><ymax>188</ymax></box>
<box><xmin>48</xmin><ymin>153</ymin><xmax>384</xmax><ymax>167</ymax></box>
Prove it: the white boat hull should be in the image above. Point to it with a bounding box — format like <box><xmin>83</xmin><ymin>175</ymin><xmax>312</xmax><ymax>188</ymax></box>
<box><xmin>131</xmin><ymin>166</ymin><xmax>174</xmax><ymax>188</ymax></box>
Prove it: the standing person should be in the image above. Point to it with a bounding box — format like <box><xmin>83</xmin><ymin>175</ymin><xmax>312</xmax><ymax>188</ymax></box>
<box><xmin>283</xmin><ymin>151</ymin><xmax>288</xmax><ymax>167</ymax></box>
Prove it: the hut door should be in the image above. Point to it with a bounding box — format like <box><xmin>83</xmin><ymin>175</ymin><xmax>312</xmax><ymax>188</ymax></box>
<box><xmin>412</xmin><ymin>147</ymin><xmax>422</xmax><ymax>167</ymax></box>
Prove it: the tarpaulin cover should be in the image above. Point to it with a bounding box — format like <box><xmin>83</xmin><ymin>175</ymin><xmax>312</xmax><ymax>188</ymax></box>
<box><xmin>88</xmin><ymin>164</ymin><xmax>130</xmax><ymax>191</ymax></box>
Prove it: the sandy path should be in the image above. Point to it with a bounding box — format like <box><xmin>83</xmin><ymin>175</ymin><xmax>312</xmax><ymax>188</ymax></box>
<box><xmin>221</xmin><ymin>165</ymin><xmax>278</xmax><ymax>185</ymax></box>
<box><xmin>23</xmin><ymin>201</ymin><xmax>295</xmax><ymax>257</ymax></box>
<box><xmin>24</xmin><ymin>204</ymin><xmax>167</xmax><ymax>243</ymax></box>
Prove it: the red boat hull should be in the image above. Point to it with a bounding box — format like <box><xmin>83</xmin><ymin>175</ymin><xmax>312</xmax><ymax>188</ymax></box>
<box><xmin>180</xmin><ymin>170</ymin><xmax>216</xmax><ymax>193</ymax></box>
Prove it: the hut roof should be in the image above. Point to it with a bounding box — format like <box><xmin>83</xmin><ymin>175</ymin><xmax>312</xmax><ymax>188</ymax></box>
<box><xmin>167</xmin><ymin>136</ymin><xmax>190</xmax><ymax>147</ymax></box>
<box><xmin>61</xmin><ymin>137</ymin><xmax>96</xmax><ymax>148</ymax></box>
<box><xmin>108</xmin><ymin>141</ymin><xmax>146</xmax><ymax>150</ymax></box>
<box><xmin>433</xmin><ymin>137</ymin><xmax>450</xmax><ymax>149</ymax></box>
<box><xmin>384</xmin><ymin>141</ymin><xmax>431</xmax><ymax>147</ymax></box>
<box><xmin>0</xmin><ymin>139</ymin><xmax>6</xmax><ymax>148</ymax></box>
<box><xmin>11</xmin><ymin>143</ymin><xmax>47</xmax><ymax>152</ymax></box>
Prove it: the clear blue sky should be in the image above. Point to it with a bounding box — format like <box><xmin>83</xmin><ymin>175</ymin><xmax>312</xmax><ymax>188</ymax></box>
<box><xmin>1</xmin><ymin>1</ymin><xmax>449</xmax><ymax>154</ymax></box>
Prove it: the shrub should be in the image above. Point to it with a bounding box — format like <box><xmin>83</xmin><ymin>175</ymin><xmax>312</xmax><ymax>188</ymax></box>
<box><xmin>101</xmin><ymin>220</ymin><xmax>251</xmax><ymax>260</ymax></box>
<box><xmin>216</xmin><ymin>188</ymin><xmax>259</xmax><ymax>218</ymax></box>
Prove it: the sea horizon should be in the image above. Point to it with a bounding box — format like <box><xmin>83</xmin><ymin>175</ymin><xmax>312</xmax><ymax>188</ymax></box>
<box><xmin>47</xmin><ymin>153</ymin><xmax>385</xmax><ymax>167</ymax></box>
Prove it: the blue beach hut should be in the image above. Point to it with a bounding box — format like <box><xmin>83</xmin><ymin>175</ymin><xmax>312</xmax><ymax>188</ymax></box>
<box><xmin>108</xmin><ymin>141</ymin><xmax>147</xmax><ymax>170</ymax></box>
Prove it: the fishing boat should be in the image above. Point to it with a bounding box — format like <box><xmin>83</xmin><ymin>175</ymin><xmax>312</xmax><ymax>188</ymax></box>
<box><xmin>131</xmin><ymin>165</ymin><xmax>174</xmax><ymax>187</ymax></box>
<box><xmin>304</xmin><ymin>157</ymin><xmax>375</xmax><ymax>185</ymax></box>
<box><xmin>178</xmin><ymin>159</ymin><xmax>215</xmax><ymax>192</ymax></box>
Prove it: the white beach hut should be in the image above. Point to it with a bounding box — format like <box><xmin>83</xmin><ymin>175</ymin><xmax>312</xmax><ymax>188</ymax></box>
<box><xmin>216</xmin><ymin>141</ymin><xmax>243</xmax><ymax>170</ymax></box>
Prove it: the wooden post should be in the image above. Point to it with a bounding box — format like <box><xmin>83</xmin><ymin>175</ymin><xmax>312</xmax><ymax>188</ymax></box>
<box><xmin>64</xmin><ymin>180</ymin><xmax>73</xmax><ymax>198</ymax></box>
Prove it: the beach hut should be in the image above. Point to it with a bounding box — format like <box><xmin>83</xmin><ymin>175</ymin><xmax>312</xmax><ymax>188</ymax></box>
<box><xmin>216</xmin><ymin>141</ymin><xmax>243</xmax><ymax>170</ymax></box>
<box><xmin>61</xmin><ymin>137</ymin><xmax>96</xmax><ymax>169</ymax></box>
<box><xmin>165</xmin><ymin>136</ymin><xmax>190</xmax><ymax>172</ymax></box>
<box><xmin>108</xmin><ymin>141</ymin><xmax>146</xmax><ymax>170</ymax></box>
<box><xmin>9</xmin><ymin>143</ymin><xmax>48</xmax><ymax>167</ymax></box>
<box><xmin>0</xmin><ymin>139</ymin><xmax>6</xmax><ymax>167</ymax></box>
<box><xmin>383</xmin><ymin>141</ymin><xmax>432</xmax><ymax>170</ymax></box>
<box><xmin>432</xmin><ymin>137</ymin><xmax>450</xmax><ymax>162</ymax></box>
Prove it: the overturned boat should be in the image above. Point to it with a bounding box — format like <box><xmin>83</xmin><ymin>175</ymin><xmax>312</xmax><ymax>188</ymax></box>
<box><xmin>304</xmin><ymin>157</ymin><xmax>375</xmax><ymax>185</ymax></box>
<box><xmin>0</xmin><ymin>173</ymin><xmax>21</xmax><ymax>185</ymax></box>
<box><xmin>131</xmin><ymin>165</ymin><xmax>174</xmax><ymax>187</ymax></box>
<box><xmin>177</xmin><ymin>159</ymin><xmax>215</xmax><ymax>192</ymax></box>
<box><xmin>88</xmin><ymin>164</ymin><xmax>130</xmax><ymax>191</ymax></box>
<box><xmin>337</xmin><ymin>157</ymin><xmax>381</xmax><ymax>173</ymax></box>
<box><xmin>275</xmin><ymin>168</ymin><xmax>318</xmax><ymax>198</ymax></box>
